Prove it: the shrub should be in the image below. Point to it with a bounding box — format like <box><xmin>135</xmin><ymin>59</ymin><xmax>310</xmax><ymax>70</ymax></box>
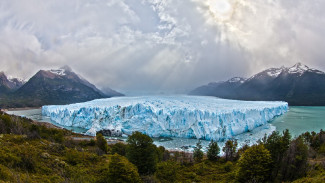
<box><xmin>102</xmin><ymin>154</ymin><xmax>142</xmax><ymax>183</ymax></box>
<box><xmin>65</xmin><ymin>149</ymin><xmax>82</xmax><ymax>165</ymax></box>
<box><xmin>224</xmin><ymin>161</ymin><xmax>233</xmax><ymax>172</ymax></box>
<box><xmin>237</xmin><ymin>144</ymin><xmax>272</xmax><ymax>182</ymax></box>
<box><xmin>155</xmin><ymin>161</ymin><xmax>180</xmax><ymax>183</ymax></box>
<box><xmin>96</xmin><ymin>133</ymin><xmax>109</xmax><ymax>154</ymax></box>
<box><xmin>110</xmin><ymin>142</ymin><xmax>127</xmax><ymax>156</ymax></box>
<box><xmin>0</xmin><ymin>164</ymin><xmax>13</xmax><ymax>181</ymax></box>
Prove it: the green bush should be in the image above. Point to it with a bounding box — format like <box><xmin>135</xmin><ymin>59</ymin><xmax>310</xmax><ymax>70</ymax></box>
<box><xmin>155</xmin><ymin>161</ymin><xmax>180</xmax><ymax>183</ymax></box>
<box><xmin>18</xmin><ymin>150</ymin><xmax>36</xmax><ymax>172</ymax></box>
<box><xmin>224</xmin><ymin>161</ymin><xmax>233</xmax><ymax>172</ymax></box>
<box><xmin>65</xmin><ymin>149</ymin><xmax>82</xmax><ymax>165</ymax></box>
<box><xmin>237</xmin><ymin>144</ymin><xmax>272</xmax><ymax>182</ymax></box>
<box><xmin>96</xmin><ymin>133</ymin><xmax>109</xmax><ymax>154</ymax></box>
<box><xmin>0</xmin><ymin>147</ymin><xmax>21</xmax><ymax>166</ymax></box>
<box><xmin>0</xmin><ymin>164</ymin><xmax>13</xmax><ymax>181</ymax></box>
<box><xmin>100</xmin><ymin>154</ymin><xmax>142</xmax><ymax>183</ymax></box>
<box><xmin>110</xmin><ymin>142</ymin><xmax>127</xmax><ymax>156</ymax></box>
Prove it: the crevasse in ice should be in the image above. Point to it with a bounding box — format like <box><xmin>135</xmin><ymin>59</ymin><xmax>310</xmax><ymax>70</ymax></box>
<box><xmin>42</xmin><ymin>95</ymin><xmax>288</xmax><ymax>141</ymax></box>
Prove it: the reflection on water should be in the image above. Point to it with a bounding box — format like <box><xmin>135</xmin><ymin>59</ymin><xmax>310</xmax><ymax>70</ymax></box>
<box><xmin>7</xmin><ymin>106</ymin><xmax>325</xmax><ymax>151</ymax></box>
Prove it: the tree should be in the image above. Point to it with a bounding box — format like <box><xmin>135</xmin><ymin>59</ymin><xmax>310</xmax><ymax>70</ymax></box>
<box><xmin>306</xmin><ymin>130</ymin><xmax>325</xmax><ymax>152</ymax></box>
<box><xmin>264</xmin><ymin>129</ymin><xmax>291</xmax><ymax>179</ymax></box>
<box><xmin>155</xmin><ymin>160</ymin><xmax>180</xmax><ymax>183</ymax></box>
<box><xmin>110</xmin><ymin>142</ymin><xmax>127</xmax><ymax>156</ymax></box>
<box><xmin>222</xmin><ymin>139</ymin><xmax>237</xmax><ymax>161</ymax></box>
<box><xmin>236</xmin><ymin>144</ymin><xmax>249</xmax><ymax>159</ymax></box>
<box><xmin>101</xmin><ymin>154</ymin><xmax>142</xmax><ymax>183</ymax></box>
<box><xmin>96</xmin><ymin>133</ymin><xmax>109</xmax><ymax>154</ymax></box>
<box><xmin>237</xmin><ymin>144</ymin><xmax>272</xmax><ymax>183</ymax></box>
<box><xmin>193</xmin><ymin>140</ymin><xmax>204</xmax><ymax>162</ymax></box>
<box><xmin>207</xmin><ymin>140</ymin><xmax>220</xmax><ymax>161</ymax></box>
<box><xmin>156</xmin><ymin>146</ymin><xmax>167</xmax><ymax>162</ymax></box>
<box><xmin>126</xmin><ymin>131</ymin><xmax>158</xmax><ymax>175</ymax></box>
<box><xmin>281</xmin><ymin>136</ymin><xmax>308</xmax><ymax>181</ymax></box>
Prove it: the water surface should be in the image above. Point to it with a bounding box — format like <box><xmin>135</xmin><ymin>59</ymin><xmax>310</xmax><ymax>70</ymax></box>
<box><xmin>271</xmin><ymin>106</ymin><xmax>325</xmax><ymax>137</ymax></box>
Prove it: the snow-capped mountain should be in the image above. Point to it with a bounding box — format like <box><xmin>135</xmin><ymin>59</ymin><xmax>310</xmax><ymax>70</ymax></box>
<box><xmin>0</xmin><ymin>66</ymin><xmax>123</xmax><ymax>107</ymax></box>
<box><xmin>190</xmin><ymin>63</ymin><xmax>325</xmax><ymax>106</ymax></box>
<box><xmin>0</xmin><ymin>72</ymin><xmax>25</xmax><ymax>95</ymax></box>
<box><xmin>248</xmin><ymin>63</ymin><xmax>322</xmax><ymax>80</ymax></box>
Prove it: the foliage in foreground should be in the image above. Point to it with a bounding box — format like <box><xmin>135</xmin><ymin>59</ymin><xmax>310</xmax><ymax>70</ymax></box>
<box><xmin>126</xmin><ymin>131</ymin><xmax>159</xmax><ymax>175</ymax></box>
<box><xmin>101</xmin><ymin>154</ymin><xmax>142</xmax><ymax>183</ymax></box>
<box><xmin>207</xmin><ymin>140</ymin><xmax>220</xmax><ymax>161</ymax></box>
<box><xmin>1</xmin><ymin>111</ymin><xmax>325</xmax><ymax>183</ymax></box>
<box><xmin>237</xmin><ymin>144</ymin><xmax>272</xmax><ymax>182</ymax></box>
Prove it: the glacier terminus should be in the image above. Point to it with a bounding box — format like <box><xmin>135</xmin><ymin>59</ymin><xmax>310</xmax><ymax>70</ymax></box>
<box><xmin>42</xmin><ymin>95</ymin><xmax>288</xmax><ymax>141</ymax></box>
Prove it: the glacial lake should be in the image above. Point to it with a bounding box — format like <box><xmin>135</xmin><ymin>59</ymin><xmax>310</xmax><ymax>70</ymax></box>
<box><xmin>6</xmin><ymin>106</ymin><xmax>325</xmax><ymax>152</ymax></box>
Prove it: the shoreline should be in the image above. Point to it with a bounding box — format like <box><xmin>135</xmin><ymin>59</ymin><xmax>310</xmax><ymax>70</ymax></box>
<box><xmin>4</xmin><ymin>110</ymin><xmax>95</xmax><ymax>139</ymax></box>
<box><xmin>5</xmin><ymin>107</ymin><xmax>42</xmax><ymax>111</ymax></box>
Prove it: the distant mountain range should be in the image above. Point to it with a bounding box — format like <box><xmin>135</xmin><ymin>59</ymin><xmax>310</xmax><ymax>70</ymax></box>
<box><xmin>0</xmin><ymin>72</ymin><xmax>25</xmax><ymax>95</ymax></box>
<box><xmin>189</xmin><ymin>63</ymin><xmax>325</xmax><ymax>106</ymax></box>
<box><xmin>0</xmin><ymin>66</ymin><xmax>123</xmax><ymax>108</ymax></box>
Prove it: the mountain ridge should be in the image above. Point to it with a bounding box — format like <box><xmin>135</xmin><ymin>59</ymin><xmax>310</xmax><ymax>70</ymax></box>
<box><xmin>0</xmin><ymin>66</ymin><xmax>123</xmax><ymax>108</ymax></box>
<box><xmin>0</xmin><ymin>72</ymin><xmax>25</xmax><ymax>95</ymax></box>
<box><xmin>189</xmin><ymin>63</ymin><xmax>325</xmax><ymax>106</ymax></box>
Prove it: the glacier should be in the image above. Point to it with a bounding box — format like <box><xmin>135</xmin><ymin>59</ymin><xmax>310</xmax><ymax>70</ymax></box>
<box><xmin>42</xmin><ymin>95</ymin><xmax>288</xmax><ymax>141</ymax></box>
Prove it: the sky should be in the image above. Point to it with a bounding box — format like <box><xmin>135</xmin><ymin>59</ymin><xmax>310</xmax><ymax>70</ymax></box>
<box><xmin>1</xmin><ymin>0</ymin><xmax>325</xmax><ymax>95</ymax></box>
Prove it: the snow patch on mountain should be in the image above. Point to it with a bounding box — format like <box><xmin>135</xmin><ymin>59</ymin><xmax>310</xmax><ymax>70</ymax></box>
<box><xmin>288</xmin><ymin>63</ymin><xmax>309</xmax><ymax>75</ymax></box>
<box><xmin>266</xmin><ymin>67</ymin><xmax>285</xmax><ymax>77</ymax></box>
<box><xmin>49</xmin><ymin>69</ymin><xmax>66</xmax><ymax>76</ymax></box>
<box><xmin>7</xmin><ymin>76</ymin><xmax>26</xmax><ymax>83</ymax></box>
<box><xmin>42</xmin><ymin>96</ymin><xmax>288</xmax><ymax>141</ymax></box>
<box><xmin>227</xmin><ymin>77</ymin><xmax>246</xmax><ymax>83</ymax></box>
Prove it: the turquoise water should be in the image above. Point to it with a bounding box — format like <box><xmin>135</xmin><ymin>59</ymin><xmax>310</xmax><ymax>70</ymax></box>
<box><xmin>271</xmin><ymin>106</ymin><xmax>325</xmax><ymax>137</ymax></box>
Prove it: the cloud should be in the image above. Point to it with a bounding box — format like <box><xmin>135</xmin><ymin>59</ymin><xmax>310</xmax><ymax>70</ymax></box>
<box><xmin>0</xmin><ymin>0</ymin><xmax>324</xmax><ymax>94</ymax></box>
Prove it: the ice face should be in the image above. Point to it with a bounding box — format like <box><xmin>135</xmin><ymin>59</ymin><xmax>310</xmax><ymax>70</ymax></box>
<box><xmin>42</xmin><ymin>95</ymin><xmax>288</xmax><ymax>141</ymax></box>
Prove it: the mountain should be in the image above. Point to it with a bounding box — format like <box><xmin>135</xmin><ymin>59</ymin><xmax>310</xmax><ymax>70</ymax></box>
<box><xmin>0</xmin><ymin>72</ymin><xmax>25</xmax><ymax>95</ymax></box>
<box><xmin>189</xmin><ymin>63</ymin><xmax>325</xmax><ymax>106</ymax></box>
<box><xmin>0</xmin><ymin>66</ymin><xmax>123</xmax><ymax>107</ymax></box>
<box><xmin>100</xmin><ymin>86</ymin><xmax>124</xmax><ymax>97</ymax></box>
<box><xmin>190</xmin><ymin>77</ymin><xmax>246</xmax><ymax>98</ymax></box>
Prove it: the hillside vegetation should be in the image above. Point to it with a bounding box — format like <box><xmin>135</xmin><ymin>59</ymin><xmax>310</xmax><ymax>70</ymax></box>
<box><xmin>1</xmin><ymin>111</ymin><xmax>325</xmax><ymax>182</ymax></box>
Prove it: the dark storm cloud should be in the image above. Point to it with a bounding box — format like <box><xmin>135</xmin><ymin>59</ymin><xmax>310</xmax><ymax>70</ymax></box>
<box><xmin>0</xmin><ymin>0</ymin><xmax>324</xmax><ymax>95</ymax></box>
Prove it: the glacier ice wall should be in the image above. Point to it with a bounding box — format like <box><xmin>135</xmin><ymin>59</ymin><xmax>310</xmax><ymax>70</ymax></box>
<box><xmin>42</xmin><ymin>95</ymin><xmax>288</xmax><ymax>141</ymax></box>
